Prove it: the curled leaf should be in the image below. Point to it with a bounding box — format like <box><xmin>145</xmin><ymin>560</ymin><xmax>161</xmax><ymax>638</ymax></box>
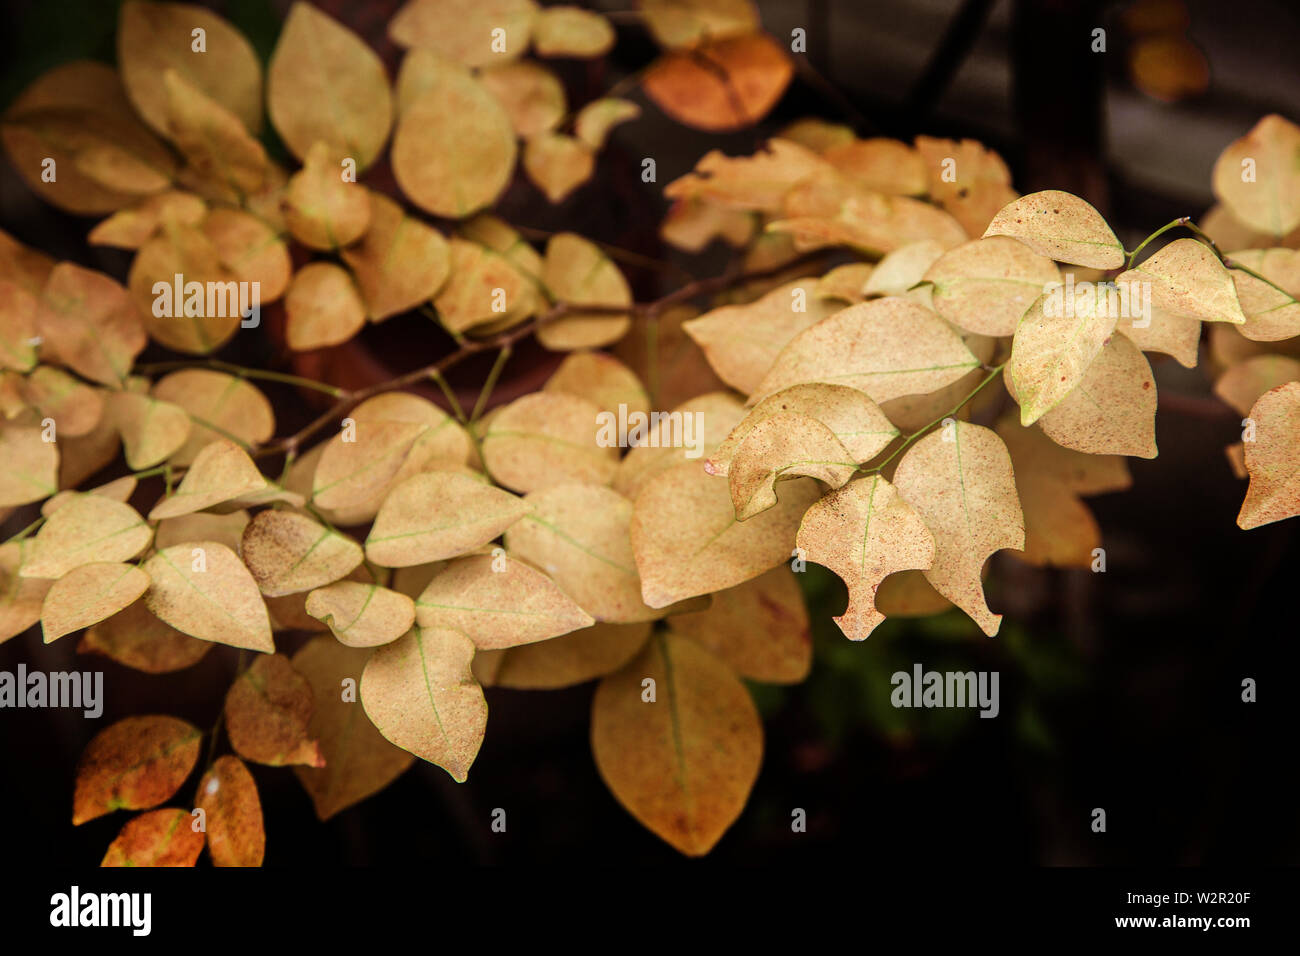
<box><xmin>305</xmin><ymin>581</ymin><xmax>416</xmax><ymax>648</ymax></box>
<box><xmin>727</xmin><ymin>413</ymin><xmax>857</xmax><ymax>519</ymax></box>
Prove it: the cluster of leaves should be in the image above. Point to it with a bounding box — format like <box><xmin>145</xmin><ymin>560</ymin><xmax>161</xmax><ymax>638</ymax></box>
<box><xmin>1</xmin><ymin>0</ymin><xmax>1299</xmax><ymax>862</ymax></box>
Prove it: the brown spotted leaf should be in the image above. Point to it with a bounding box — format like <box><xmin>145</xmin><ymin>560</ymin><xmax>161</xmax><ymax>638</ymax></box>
<box><xmin>194</xmin><ymin>756</ymin><xmax>263</xmax><ymax>867</ymax></box>
<box><xmin>143</xmin><ymin>541</ymin><xmax>274</xmax><ymax>652</ymax></box>
<box><xmin>225</xmin><ymin>653</ymin><xmax>324</xmax><ymax>767</ymax></box>
<box><xmin>73</xmin><ymin>715</ymin><xmax>201</xmax><ymax>825</ymax></box>
<box><xmin>240</xmin><ymin>510</ymin><xmax>363</xmax><ymax>597</ymax></box>
<box><xmin>101</xmin><ymin>808</ymin><xmax>205</xmax><ymax>867</ymax></box>
<box><xmin>1238</xmin><ymin>382</ymin><xmax>1300</xmax><ymax>529</ymax></box>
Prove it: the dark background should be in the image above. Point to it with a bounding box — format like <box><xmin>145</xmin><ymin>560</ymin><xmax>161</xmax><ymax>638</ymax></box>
<box><xmin>1</xmin><ymin>0</ymin><xmax>1298</xmax><ymax>865</ymax></box>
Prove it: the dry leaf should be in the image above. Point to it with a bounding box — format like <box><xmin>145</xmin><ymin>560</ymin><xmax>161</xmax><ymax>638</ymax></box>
<box><xmin>23</xmin><ymin>494</ymin><xmax>152</xmax><ymax>579</ymax></box>
<box><xmin>823</xmin><ymin>138</ymin><xmax>927</xmax><ymax>195</ymax></box>
<box><xmin>389</xmin><ymin>0</ymin><xmax>538</xmax><ymax>65</ymax></box>
<box><xmin>41</xmin><ymin>562</ymin><xmax>150</xmax><ymax>643</ymax></box>
<box><xmin>433</xmin><ymin>238</ymin><xmax>537</xmax><ymax>335</ymax></box>
<box><xmin>863</xmin><ymin>240</ymin><xmax>948</xmax><ymax>297</ymax></box>
<box><xmin>285</xmin><ymin>262</ymin><xmax>367</xmax><ymax>351</ymax></box>
<box><xmin>225</xmin><ymin>653</ymin><xmax>324</xmax><ymax>767</ymax></box>
<box><xmin>539</xmin><ymin>233</ymin><xmax>632</xmax><ymax>349</ymax></box>
<box><xmin>892</xmin><ymin>421</ymin><xmax>1024</xmax><ymax>636</ymax></box>
<box><xmin>1215</xmin><ymin>355</ymin><xmax>1300</xmax><ymax>415</ymax></box>
<box><xmin>162</xmin><ymin>70</ymin><xmax>267</xmax><ymax>200</ymax></box>
<box><xmin>642</xmin><ymin>33</ymin><xmax>792</xmax><ymax>132</ymax></box>
<box><xmin>312</xmin><ymin>419</ymin><xmax>428</xmax><ymax>511</ymax></box>
<box><xmin>575</xmin><ymin>98</ymin><xmax>641</xmax><ymax>149</ymax></box>
<box><xmin>268</xmin><ymin>2</ymin><xmax>393</xmax><ymax>170</ymax></box>
<box><xmin>341</xmin><ymin>192</ymin><xmax>450</xmax><ymax>321</ymax></box>
<box><xmin>101</xmin><ymin>808</ymin><xmax>205</xmax><ymax>867</ymax></box>
<box><xmin>149</xmin><ymin>440</ymin><xmax>263</xmax><ymax>519</ymax></box>
<box><xmin>533</xmin><ymin>5</ymin><xmax>615</xmax><ymax>57</ymax></box>
<box><xmin>361</xmin><ymin>626</ymin><xmax>486</xmax><ymax>781</ymax></box>
<box><xmin>104</xmin><ymin>390</ymin><xmax>192</xmax><ymax>470</ymax></box>
<box><xmin>80</xmin><ymin>597</ymin><xmax>211</xmax><ymax>674</ymax></box>
<box><xmin>88</xmin><ymin>191</ymin><xmax>208</xmax><ymax>250</ymax></box>
<box><xmin>143</xmin><ymin>541</ymin><xmax>274</xmax><ymax>652</ymax></box>
<box><xmin>925</xmin><ymin>236</ymin><xmax>1061</xmax><ymax>336</ymax></box>
<box><xmin>667</xmin><ymin>566</ymin><xmax>809</xmax><ymax>682</ymax></box>
<box><xmin>0</xmin><ymin>423</ymin><xmax>58</xmax><ymax>507</ymax></box>
<box><xmin>983</xmin><ymin>190</ymin><xmax>1124</xmax><ymax>269</ymax></box>
<box><xmin>151</xmin><ymin>370</ymin><xmax>274</xmax><ymax>466</ymax></box>
<box><xmin>292</xmin><ymin>637</ymin><xmax>415</xmax><ymax>819</ymax></box>
<box><xmin>614</xmin><ymin>392</ymin><xmax>746</xmax><ymax>500</ymax></box>
<box><xmin>1212</xmin><ymin>115</ymin><xmax>1300</xmax><ymax>238</ymax></box>
<box><xmin>155</xmin><ymin>510</ymin><xmax>250</xmax><ymax>554</ymax></box>
<box><xmin>480</xmin><ymin>61</ymin><xmax>565</xmax><ymax>137</ymax></box>
<box><xmin>73</xmin><ymin>714</ymin><xmax>201</xmax><ymax>824</ymax></box>
<box><xmin>664</xmin><ymin>138</ymin><xmax>829</xmax><ymax>212</ymax></box>
<box><xmin>771</xmin><ymin>178</ymin><xmax>967</xmax><ymax>255</ymax></box>
<box><xmin>1007</xmin><ymin>288</ymin><xmax>1117</xmax><ymax>426</ymax></box>
<box><xmin>37</xmin><ymin>263</ymin><xmax>146</xmax><ymax>387</ymax></box>
<box><xmin>194</xmin><ymin>756</ymin><xmax>264</xmax><ymax>867</ymax></box>
<box><xmin>1116</xmin><ymin>305</ymin><xmax>1202</xmax><ymax>367</ymax></box>
<box><xmin>283</xmin><ymin>141</ymin><xmax>371</xmax><ymax>250</ymax></box>
<box><xmin>414</xmin><ymin>553</ymin><xmax>593</xmax><ymax>649</ymax></box>
<box><xmin>305</xmin><ymin>581</ymin><xmax>415</xmax><ymax>648</ymax></box>
<box><xmin>660</xmin><ymin>198</ymin><xmax>756</xmax><ymax>252</ymax></box>
<box><xmin>727</xmin><ymin>413</ymin><xmax>857</xmax><ymax>519</ymax></box>
<box><xmin>632</xmin><ymin>461</ymin><xmax>818</xmax><ymax>607</ymax></box>
<box><xmin>479</xmin><ymin>620</ymin><xmax>651</xmax><ymax>689</ymax></box>
<box><xmin>591</xmin><ymin>632</ymin><xmax>761</xmax><ymax>856</ymax></box>
<box><xmin>1227</xmin><ymin>248</ymin><xmax>1300</xmax><ymax>341</ymax></box>
<box><xmin>1117</xmin><ymin>238</ymin><xmax>1246</xmax><ymax>325</ymax></box>
<box><xmin>482</xmin><ymin>392</ymin><xmax>619</xmax><ymax>492</ymax></box>
<box><xmin>1238</xmin><ymin>382</ymin><xmax>1300</xmax><ymax>529</ymax></box>
<box><xmin>796</xmin><ymin>475</ymin><xmax>935</xmax><ymax>640</ymax></box>
<box><xmin>523</xmin><ymin>133</ymin><xmax>596</xmax><ymax>203</ymax></box>
<box><xmin>366</xmin><ymin>470</ymin><xmax>531</xmax><ymax>567</ymax></box>
<box><xmin>19</xmin><ymin>366</ymin><xmax>103</xmax><ymax>437</ymax></box>
<box><xmin>240</xmin><ymin>510</ymin><xmax>363</xmax><ymax>597</ymax></box>
<box><xmin>1</xmin><ymin>541</ymin><xmax>51</xmax><ymax>643</ymax></box>
<box><xmin>750</xmin><ymin>296</ymin><xmax>980</xmax><ymax>404</ymax></box>
<box><xmin>914</xmin><ymin>136</ymin><xmax>1017</xmax><ymax>237</ymax></box>
<box><xmin>544</xmin><ymin>350</ymin><xmax>651</xmax><ymax>419</ymax></box>
<box><xmin>0</xmin><ymin>280</ymin><xmax>39</xmax><ymax>371</ymax></box>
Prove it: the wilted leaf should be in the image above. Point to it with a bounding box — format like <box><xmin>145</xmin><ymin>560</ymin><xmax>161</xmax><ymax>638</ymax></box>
<box><xmin>914</xmin><ymin>136</ymin><xmax>1017</xmax><ymax>238</ymax></box>
<box><xmin>101</xmin><ymin>808</ymin><xmax>205</xmax><ymax>867</ymax></box>
<box><xmin>632</xmin><ymin>461</ymin><xmax>817</xmax><ymax>607</ymax></box>
<box><xmin>823</xmin><ymin>138</ymin><xmax>926</xmax><ymax>196</ymax></box>
<box><xmin>433</xmin><ymin>238</ymin><xmax>537</xmax><ymax>335</ymax></box>
<box><xmin>392</xmin><ymin>65</ymin><xmax>515</xmax><ymax>219</ymax></box>
<box><xmin>341</xmin><ymin>193</ymin><xmax>450</xmax><ymax>321</ymax></box>
<box><xmin>361</xmin><ymin>626</ymin><xmax>486</xmax><ymax>781</ymax></box>
<box><xmin>268</xmin><ymin>2</ymin><xmax>393</xmax><ymax>170</ymax></box>
<box><xmin>925</xmin><ymin>236</ymin><xmax>1061</xmax><ymax>336</ymax></box>
<box><xmin>225</xmin><ymin>653</ymin><xmax>324</xmax><ymax>767</ymax></box>
<box><xmin>1029</xmin><ymin>332</ymin><xmax>1159</xmax><ymax>458</ymax></box>
<box><xmin>1212</xmin><ymin>115</ymin><xmax>1300</xmax><ymax>238</ymax></box>
<box><xmin>415</xmin><ymin>553</ymin><xmax>593</xmax><ymax>648</ymax></box>
<box><xmin>104</xmin><ymin>390</ymin><xmax>192</xmax><ymax>470</ymax></box>
<box><xmin>37</xmin><ymin>263</ymin><xmax>146</xmax><ymax>387</ymax></box>
<box><xmin>892</xmin><ymin>422</ymin><xmax>1024</xmax><ymax>636</ymax></box>
<box><xmin>482</xmin><ymin>392</ymin><xmax>619</xmax><ymax>492</ymax></box>
<box><xmin>668</xmin><ymin>566</ymin><xmax>809</xmax><ymax>682</ymax></box>
<box><xmin>796</xmin><ymin>475</ymin><xmax>934</xmax><ymax>640</ymax></box>
<box><xmin>292</xmin><ymin>637</ymin><xmax>415</xmax><ymax>819</ymax></box>
<box><xmin>118</xmin><ymin>1</ymin><xmax>262</xmax><ymax>136</ymax></box>
<box><xmin>73</xmin><ymin>714</ymin><xmax>201</xmax><ymax>825</ymax></box>
<box><xmin>389</xmin><ymin>0</ymin><xmax>538</xmax><ymax>65</ymax></box>
<box><xmin>0</xmin><ymin>423</ymin><xmax>57</xmax><ymax>507</ymax></box>
<box><xmin>1238</xmin><ymin>382</ymin><xmax>1300</xmax><ymax>529</ymax></box>
<box><xmin>23</xmin><ymin>494</ymin><xmax>151</xmax><ymax>579</ymax></box>
<box><xmin>80</xmin><ymin>597</ymin><xmax>211</xmax><ymax>673</ymax></box>
<box><xmin>524</xmin><ymin>133</ymin><xmax>596</xmax><ymax>203</ymax></box>
<box><xmin>1116</xmin><ymin>304</ymin><xmax>1202</xmax><ymax>367</ymax></box>
<box><xmin>479</xmin><ymin>620</ymin><xmax>651</xmax><ymax>689</ymax></box>
<box><xmin>305</xmin><ymin>581</ymin><xmax>415</xmax><ymax>648</ymax></box>
<box><xmin>240</xmin><ymin>510</ymin><xmax>362</xmax><ymax>597</ymax></box>
<box><xmin>42</xmin><ymin>562</ymin><xmax>150</xmax><ymax>643</ymax></box>
<box><xmin>771</xmin><ymin>177</ymin><xmax>967</xmax><ymax>255</ymax></box>
<box><xmin>149</xmin><ymin>439</ymin><xmax>267</xmax><ymax>520</ymax></box>
<box><xmin>683</xmin><ymin>280</ymin><xmax>837</xmax><ymax>394</ymax></box>
<box><xmin>128</xmin><ymin>223</ymin><xmax>242</xmax><ymax>354</ymax></box>
<box><xmin>195</xmin><ymin>756</ymin><xmax>263</xmax><ymax>867</ymax></box>
<box><xmin>727</xmin><ymin>413</ymin><xmax>857</xmax><ymax>519</ymax></box>
<box><xmin>1116</xmin><ymin>238</ymin><xmax>1245</xmax><ymax>325</ymax></box>
<box><xmin>983</xmin><ymin>190</ymin><xmax>1124</xmax><ymax>269</ymax></box>
<box><xmin>366</xmin><ymin>471</ymin><xmax>530</xmax><ymax>567</ymax></box>
<box><xmin>285</xmin><ymin>262</ymin><xmax>367</xmax><ymax>351</ymax></box>
<box><xmin>863</xmin><ymin>240</ymin><xmax>947</xmax><ymax>297</ymax></box>
<box><xmin>751</xmin><ymin>297</ymin><xmax>980</xmax><ymax>404</ymax></box>
<box><xmin>591</xmin><ymin>632</ymin><xmax>761</xmax><ymax>856</ymax></box>
<box><xmin>89</xmin><ymin>191</ymin><xmax>208</xmax><ymax>250</ymax></box>
<box><xmin>152</xmin><ymin>369</ymin><xmax>274</xmax><ymax>466</ymax></box>
<box><xmin>144</xmin><ymin>541</ymin><xmax>274</xmax><ymax>652</ymax></box>
<box><xmin>660</xmin><ymin>198</ymin><xmax>756</xmax><ymax>252</ymax></box>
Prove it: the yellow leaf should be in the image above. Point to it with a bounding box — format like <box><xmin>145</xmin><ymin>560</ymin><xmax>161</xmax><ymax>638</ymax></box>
<box><xmin>23</xmin><ymin>494</ymin><xmax>151</xmax><ymax>579</ymax></box>
<box><xmin>361</xmin><ymin>626</ymin><xmax>486</xmax><ymax>781</ymax></box>
<box><xmin>983</xmin><ymin>190</ymin><xmax>1124</xmax><ymax>269</ymax></box>
<box><xmin>88</xmin><ymin>191</ymin><xmax>207</xmax><ymax>250</ymax></box>
<box><xmin>433</xmin><ymin>238</ymin><xmax>537</xmax><ymax>335</ymax></box>
<box><xmin>478</xmin><ymin>620</ymin><xmax>650</xmax><ymax>689</ymax></box>
<box><xmin>414</xmin><ymin>553</ymin><xmax>594</xmax><ymax>649</ymax></box>
<box><xmin>128</xmin><ymin>222</ymin><xmax>242</xmax><ymax>354</ymax></box>
<box><xmin>632</xmin><ymin>461</ymin><xmax>818</xmax><ymax>607</ymax></box>
<box><xmin>151</xmin><ymin>369</ymin><xmax>274</xmax><ymax>466</ymax></box>
<box><xmin>480</xmin><ymin>61</ymin><xmax>565</xmax><ymax>138</ymax></box>
<box><xmin>104</xmin><ymin>390</ymin><xmax>192</xmax><ymax>470</ymax></box>
<box><xmin>639</xmin><ymin>0</ymin><xmax>759</xmax><ymax>49</ymax></box>
<box><xmin>0</xmin><ymin>541</ymin><xmax>51</xmax><ymax>644</ymax></box>
<box><xmin>523</xmin><ymin>133</ymin><xmax>595</xmax><ymax>203</ymax></box>
<box><xmin>667</xmin><ymin>566</ymin><xmax>809</xmax><ymax>682</ymax></box>
<box><xmin>149</xmin><ymin>439</ymin><xmax>267</xmax><ymax>520</ymax></box>
<box><xmin>225</xmin><ymin>653</ymin><xmax>324</xmax><ymax>767</ymax></box>
<box><xmin>305</xmin><ymin>581</ymin><xmax>415</xmax><ymax>648</ymax></box>
<box><xmin>613</xmin><ymin>392</ymin><xmax>745</xmax><ymax>500</ymax></box>
<box><xmin>41</xmin><ymin>562</ymin><xmax>148</xmax><ymax>643</ymax></box>
<box><xmin>796</xmin><ymin>475</ymin><xmax>934</xmax><ymax>640</ymax></box>
<box><xmin>283</xmin><ymin>141</ymin><xmax>371</xmax><ymax>251</ymax></box>
<box><xmin>926</xmin><ymin>236</ymin><xmax>1061</xmax><ymax>336</ymax></box>
<box><xmin>533</xmin><ymin>5</ymin><xmax>615</xmax><ymax>57</ymax></box>
<box><xmin>544</xmin><ymin>351</ymin><xmax>650</xmax><ymax>422</ymax></box>
<box><xmin>155</xmin><ymin>510</ymin><xmax>249</xmax><ymax>553</ymax></box>
<box><xmin>285</xmin><ymin>262</ymin><xmax>366</xmax><ymax>351</ymax></box>
<box><xmin>268</xmin><ymin>2</ymin><xmax>394</xmax><ymax>170</ymax></box>
<box><xmin>19</xmin><ymin>365</ymin><xmax>104</xmax><ymax>436</ymax></box>
<box><xmin>751</xmin><ymin>297</ymin><xmax>980</xmax><ymax>404</ymax></box>
<box><xmin>726</xmin><ymin>413</ymin><xmax>857</xmax><ymax>519</ymax></box>
<box><xmin>0</xmin><ymin>422</ymin><xmax>59</xmax><ymax>507</ymax></box>
<box><xmin>1212</xmin><ymin>115</ymin><xmax>1300</xmax><ymax>238</ymax></box>
<box><xmin>1116</xmin><ymin>304</ymin><xmax>1202</xmax><ymax>368</ymax></box>
<box><xmin>1238</xmin><ymin>382</ymin><xmax>1300</xmax><ymax>529</ymax></box>
<box><xmin>194</xmin><ymin>756</ymin><xmax>264</xmax><ymax>867</ymax></box>
<box><xmin>914</xmin><ymin>136</ymin><xmax>1017</xmax><ymax>238</ymax></box>
<box><xmin>1117</xmin><ymin>238</ymin><xmax>1245</xmax><ymax>325</ymax></box>
<box><xmin>162</xmin><ymin>70</ymin><xmax>267</xmax><ymax>200</ymax></box>
<box><xmin>240</xmin><ymin>510</ymin><xmax>363</xmax><ymax>597</ymax></box>
<box><xmin>0</xmin><ymin>279</ymin><xmax>39</xmax><ymax>371</ymax></box>
<box><xmin>591</xmin><ymin>632</ymin><xmax>761</xmax><ymax>856</ymax></box>
<box><xmin>1215</xmin><ymin>355</ymin><xmax>1300</xmax><ymax>415</ymax></box>
<box><xmin>292</xmin><ymin>637</ymin><xmax>415</xmax><ymax>819</ymax></box>
<box><xmin>664</xmin><ymin>138</ymin><xmax>830</xmax><ymax>212</ymax></box>
<box><xmin>863</xmin><ymin>240</ymin><xmax>949</xmax><ymax>297</ymax></box>
<box><xmin>660</xmin><ymin>197</ymin><xmax>756</xmax><ymax>252</ymax></box>
<box><xmin>538</xmin><ymin>233</ymin><xmax>632</xmax><ymax>349</ymax></box>
<box><xmin>73</xmin><ymin>714</ymin><xmax>201</xmax><ymax>824</ymax></box>
<box><xmin>771</xmin><ymin>177</ymin><xmax>967</xmax><ymax>255</ymax></box>
<box><xmin>341</xmin><ymin>192</ymin><xmax>450</xmax><ymax>321</ymax></box>
<box><xmin>1007</xmin><ymin>288</ymin><xmax>1116</xmax><ymax>426</ymax></box>
<box><xmin>389</xmin><ymin>0</ymin><xmax>538</xmax><ymax>66</ymax></box>
<box><xmin>892</xmin><ymin>421</ymin><xmax>1024</xmax><ymax>636</ymax></box>
<box><xmin>37</xmin><ymin>263</ymin><xmax>146</xmax><ymax>386</ymax></box>
<box><xmin>366</xmin><ymin>471</ymin><xmax>531</xmax><ymax>567</ymax></box>
<box><xmin>1227</xmin><ymin>248</ymin><xmax>1300</xmax><ymax>341</ymax></box>
<box><xmin>118</xmin><ymin>0</ymin><xmax>262</xmax><ymax>136</ymax></box>
<box><xmin>143</xmin><ymin>541</ymin><xmax>274</xmax><ymax>652</ymax></box>
<box><xmin>823</xmin><ymin>137</ymin><xmax>927</xmax><ymax>196</ymax></box>
<box><xmin>482</xmin><ymin>392</ymin><xmax>619</xmax><ymax>492</ymax></box>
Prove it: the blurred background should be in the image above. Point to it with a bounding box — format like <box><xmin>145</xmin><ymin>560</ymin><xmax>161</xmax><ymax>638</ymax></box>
<box><xmin>2</xmin><ymin>0</ymin><xmax>1298</xmax><ymax>864</ymax></box>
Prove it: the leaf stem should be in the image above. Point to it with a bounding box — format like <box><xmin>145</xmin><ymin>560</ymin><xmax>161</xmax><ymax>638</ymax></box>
<box><xmin>470</xmin><ymin>345</ymin><xmax>512</xmax><ymax>424</ymax></box>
